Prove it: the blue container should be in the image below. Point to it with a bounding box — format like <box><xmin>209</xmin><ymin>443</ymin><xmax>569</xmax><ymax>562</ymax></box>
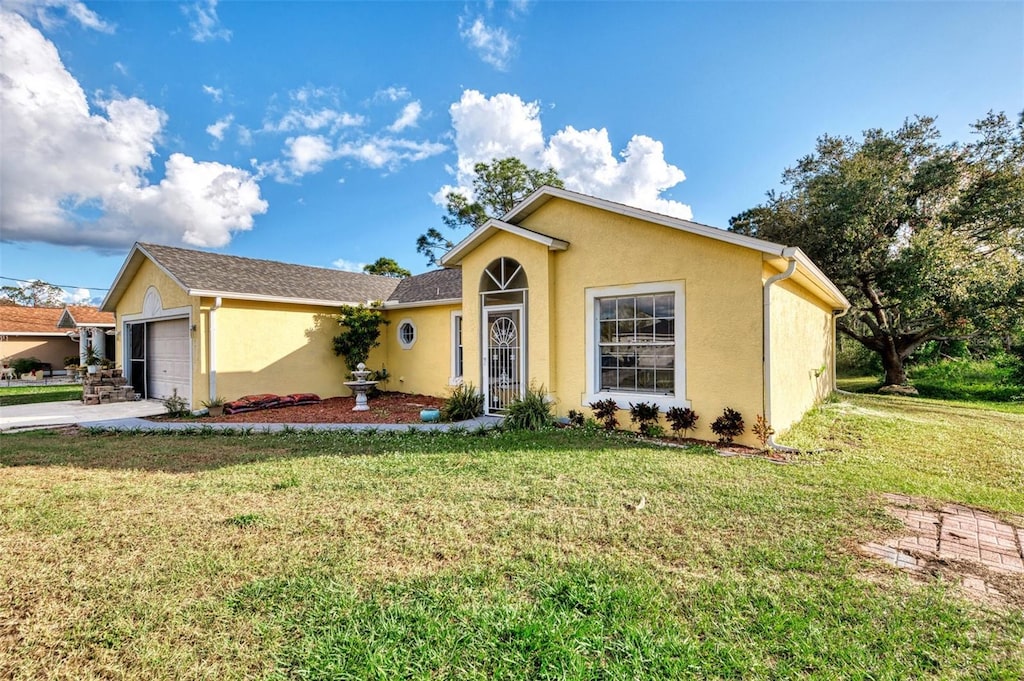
<box><xmin>420</xmin><ymin>408</ymin><xmax>441</xmax><ymax>423</ymax></box>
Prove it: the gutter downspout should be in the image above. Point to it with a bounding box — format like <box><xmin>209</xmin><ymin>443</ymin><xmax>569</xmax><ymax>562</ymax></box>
<box><xmin>832</xmin><ymin>306</ymin><xmax>851</xmax><ymax>395</ymax></box>
<box><xmin>763</xmin><ymin>251</ymin><xmax>798</xmax><ymax>452</ymax></box>
<box><xmin>209</xmin><ymin>297</ymin><xmax>222</xmax><ymax>401</ymax></box>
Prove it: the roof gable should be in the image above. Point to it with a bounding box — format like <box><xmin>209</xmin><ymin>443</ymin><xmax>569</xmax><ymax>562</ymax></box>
<box><xmin>57</xmin><ymin>305</ymin><xmax>114</xmax><ymax>329</ymax></box>
<box><xmin>440</xmin><ymin>219</ymin><xmax>569</xmax><ymax>267</ymax></box>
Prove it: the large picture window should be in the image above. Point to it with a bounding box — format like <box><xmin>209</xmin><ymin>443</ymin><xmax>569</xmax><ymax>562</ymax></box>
<box><xmin>584</xmin><ymin>281</ymin><xmax>688</xmax><ymax>410</ymax></box>
<box><xmin>598</xmin><ymin>293</ymin><xmax>675</xmax><ymax>394</ymax></box>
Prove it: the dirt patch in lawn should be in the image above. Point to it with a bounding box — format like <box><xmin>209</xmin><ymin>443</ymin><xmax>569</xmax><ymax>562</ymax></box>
<box><xmin>152</xmin><ymin>392</ymin><xmax>446</xmax><ymax>424</ymax></box>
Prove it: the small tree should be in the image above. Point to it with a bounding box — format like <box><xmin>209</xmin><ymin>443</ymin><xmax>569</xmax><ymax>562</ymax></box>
<box><xmin>332</xmin><ymin>304</ymin><xmax>390</xmax><ymax>373</ymax></box>
<box><xmin>0</xmin><ymin>280</ymin><xmax>66</xmax><ymax>307</ymax></box>
<box><xmin>629</xmin><ymin>401</ymin><xmax>661</xmax><ymax>437</ymax></box>
<box><xmin>363</xmin><ymin>257</ymin><xmax>411</xmax><ymax>278</ymax></box>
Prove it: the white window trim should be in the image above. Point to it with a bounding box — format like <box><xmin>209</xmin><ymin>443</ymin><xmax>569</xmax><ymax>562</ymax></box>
<box><xmin>583</xmin><ymin>281</ymin><xmax>689</xmax><ymax>411</ymax></box>
<box><xmin>397</xmin><ymin>318</ymin><xmax>417</xmax><ymax>350</ymax></box>
<box><xmin>449</xmin><ymin>311</ymin><xmax>464</xmax><ymax>385</ymax></box>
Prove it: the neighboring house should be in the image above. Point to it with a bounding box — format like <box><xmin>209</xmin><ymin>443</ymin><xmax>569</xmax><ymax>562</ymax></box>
<box><xmin>0</xmin><ymin>305</ymin><xmax>113</xmax><ymax>372</ymax></box>
<box><xmin>101</xmin><ymin>187</ymin><xmax>849</xmax><ymax>444</ymax></box>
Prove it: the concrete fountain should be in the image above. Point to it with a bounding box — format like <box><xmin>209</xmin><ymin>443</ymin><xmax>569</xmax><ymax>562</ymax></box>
<box><xmin>343</xmin><ymin>362</ymin><xmax>377</xmax><ymax>411</ymax></box>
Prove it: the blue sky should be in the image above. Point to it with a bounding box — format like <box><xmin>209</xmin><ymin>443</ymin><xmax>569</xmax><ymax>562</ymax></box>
<box><xmin>1</xmin><ymin>0</ymin><xmax>1021</xmax><ymax>304</ymax></box>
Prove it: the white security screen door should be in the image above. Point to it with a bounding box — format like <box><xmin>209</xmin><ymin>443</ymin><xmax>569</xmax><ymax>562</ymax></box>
<box><xmin>484</xmin><ymin>306</ymin><xmax>523</xmax><ymax>413</ymax></box>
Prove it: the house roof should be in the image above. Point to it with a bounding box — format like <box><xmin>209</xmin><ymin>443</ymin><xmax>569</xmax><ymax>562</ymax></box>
<box><xmin>443</xmin><ymin>186</ymin><xmax>850</xmax><ymax>311</ymax></box>
<box><xmin>103</xmin><ymin>243</ymin><xmax>402</xmax><ymax>311</ymax></box>
<box><xmin>57</xmin><ymin>305</ymin><xmax>115</xmax><ymax>329</ymax></box>
<box><xmin>387</xmin><ymin>269</ymin><xmax>462</xmax><ymax>306</ymax></box>
<box><xmin>0</xmin><ymin>305</ymin><xmax>70</xmax><ymax>336</ymax></box>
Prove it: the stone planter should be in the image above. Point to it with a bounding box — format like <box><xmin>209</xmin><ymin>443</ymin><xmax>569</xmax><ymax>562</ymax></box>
<box><xmin>206</xmin><ymin>405</ymin><xmax>224</xmax><ymax>417</ymax></box>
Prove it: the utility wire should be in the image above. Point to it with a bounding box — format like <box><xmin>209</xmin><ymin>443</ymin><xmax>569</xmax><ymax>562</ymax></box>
<box><xmin>0</xmin><ymin>274</ymin><xmax>110</xmax><ymax>291</ymax></box>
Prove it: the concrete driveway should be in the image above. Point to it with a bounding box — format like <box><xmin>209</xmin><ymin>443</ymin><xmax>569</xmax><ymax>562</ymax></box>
<box><xmin>0</xmin><ymin>400</ymin><xmax>166</xmax><ymax>432</ymax></box>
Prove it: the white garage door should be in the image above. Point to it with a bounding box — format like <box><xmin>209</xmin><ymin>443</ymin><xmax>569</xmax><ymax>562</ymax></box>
<box><xmin>147</xmin><ymin>319</ymin><xmax>190</xmax><ymax>401</ymax></box>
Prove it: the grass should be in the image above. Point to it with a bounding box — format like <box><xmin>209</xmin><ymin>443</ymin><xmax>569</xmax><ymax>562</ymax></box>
<box><xmin>1</xmin><ymin>397</ymin><xmax>1022</xmax><ymax>679</ymax></box>
<box><xmin>839</xmin><ymin>357</ymin><xmax>1024</xmax><ymax>404</ymax></box>
<box><xmin>0</xmin><ymin>383</ymin><xmax>82</xmax><ymax>406</ymax></box>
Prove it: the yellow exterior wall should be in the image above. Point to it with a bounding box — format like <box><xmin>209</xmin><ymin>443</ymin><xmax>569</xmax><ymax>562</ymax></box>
<box><xmin>113</xmin><ymin>258</ymin><xmax>201</xmax><ymax>407</ymax></box>
<box><xmin>767</xmin><ymin>271</ymin><xmax>836</xmax><ymax>434</ymax></box>
<box><xmin>514</xmin><ymin>200</ymin><xmax>766</xmax><ymax>443</ymax></box>
<box><xmin>208</xmin><ymin>299</ymin><xmax>352</xmax><ymax>403</ymax></box>
<box><xmin>458</xmin><ymin>231</ymin><xmax>553</xmax><ymax>397</ymax></box>
<box><xmin>380</xmin><ymin>304</ymin><xmax>461</xmax><ymax>397</ymax></box>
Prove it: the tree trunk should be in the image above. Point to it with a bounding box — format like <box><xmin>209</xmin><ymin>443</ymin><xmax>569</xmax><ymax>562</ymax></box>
<box><xmin>879</xmin><ymin>343</ymin><xmax>907</xmax><ymax>385</ymax></box>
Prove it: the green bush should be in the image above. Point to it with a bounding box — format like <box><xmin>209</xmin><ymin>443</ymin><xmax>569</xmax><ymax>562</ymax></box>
<box><xmin>163</xmin><ymin>389</ymin><xmax>191</xmax><ymax>417</ymax></box>
<box><xmin>442</xmin><ymin>382</ymin><xmax>484</xmax><ymax>421</ymax></box>
<box><xmin>503</xmin><ymin>384</ymin><xmax>554</xmax><ymax>431</ymax></box>
<box><xmin>11</xmin><ymin>357</ymin><xmax>43</xmax><ymax>376</ymax></box>
<box><xmin>908</xmin><ymin>357</ymin><xmax>1023</xmax><ymax>402</ymax></box>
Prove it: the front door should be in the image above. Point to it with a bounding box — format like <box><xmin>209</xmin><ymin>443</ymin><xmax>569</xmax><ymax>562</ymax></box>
<box><xmin>484</xmin><ymin>306</ymin><xmax>524</xmax><ymax>413</ymax></box>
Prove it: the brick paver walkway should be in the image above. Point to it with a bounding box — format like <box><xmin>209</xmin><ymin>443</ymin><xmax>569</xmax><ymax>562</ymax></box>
<box><xmin>861</xmin><ymin>493</ymin><xmax>1024</xmax><ymax>599</ymax></box>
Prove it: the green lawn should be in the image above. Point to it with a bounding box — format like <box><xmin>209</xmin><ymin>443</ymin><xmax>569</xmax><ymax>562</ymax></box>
<box><xmin>1</xmin><ymin>394</ymin><xmax>1022</xmax><ymax>679</ymax></box>
<box><xmin>0</xmin><ymin>383</ymin><xmax>82</xmax><ymax>406</ymax></box>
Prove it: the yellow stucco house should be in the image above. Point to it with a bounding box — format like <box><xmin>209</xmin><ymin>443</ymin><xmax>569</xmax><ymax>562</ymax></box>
<box><xmin>101</xmin><ymin>187</ymin><xmax>849</xmax><ymax>444</ymax></box>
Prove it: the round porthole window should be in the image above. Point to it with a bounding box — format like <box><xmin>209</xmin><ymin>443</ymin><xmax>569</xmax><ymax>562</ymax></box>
<box><xmin>397</xmin><ymin>319</ymin><xmax>416</xmax><ymax>349</ymax></box>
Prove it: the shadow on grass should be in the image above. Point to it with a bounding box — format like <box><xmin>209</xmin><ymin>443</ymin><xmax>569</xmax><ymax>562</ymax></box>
<box><xmin>0</xmin><ymin>427</ymin><xmax>660</xmax><ymax>474</ymax></box>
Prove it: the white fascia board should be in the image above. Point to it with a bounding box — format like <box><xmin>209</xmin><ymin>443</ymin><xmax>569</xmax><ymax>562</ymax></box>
<box><xmin>186</xmin><ymin>289</ymin><xmax>366</xmax><ymax>308</ymax></box>
<box><xmin>791</xmin><ymin>249</ymin><xmax>850</xmax><ymax>310</ymax></box>
<box><xmin>382</xmin><ymin>298</ymin><xmax>462</xmax><ymax>310</ymax></box>
<box><xmin>441</xmin><ymin>219</ymin><xmax>569</xmax><ymax>266</ymax></box>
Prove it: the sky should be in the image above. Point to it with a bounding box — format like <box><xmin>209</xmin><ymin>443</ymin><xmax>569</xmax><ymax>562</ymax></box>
<box><xmin>1</xmin><ymin>0</ymin><xmax>1022</xmax><ymax>306</ymax></box>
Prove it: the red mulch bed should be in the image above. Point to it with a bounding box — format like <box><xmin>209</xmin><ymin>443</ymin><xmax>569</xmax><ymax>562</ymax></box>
<box><xmin>154</xmin><ymin>392</ymin><xmax>445</xmax><ymax>424</ymax></box>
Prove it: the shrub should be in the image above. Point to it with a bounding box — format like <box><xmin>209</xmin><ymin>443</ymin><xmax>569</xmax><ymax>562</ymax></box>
<box><xmin>63</xmin><ymin>355</ymin><xmax>80</xmax><ymax>367</ymax></box>
<box><xmin>588</xmin><ymin>398</ymin><xmax>620</xmax><ymax>430</ymax></box>
<box><xmin>665</xmin><ymin>407</ymin><xmax>699</xmax><ymax>438</ymax></box>
<box><xmin>710</xmin><ymin>407</ymin><xmax>745</xmax><ymax>444</ymax></box>
<box><xmin>751</xmin><ymin>414</ymin><xmax>775</xmax><ymax>450</ymax></box>
<box><xmin>442</xmin><ymin>382</ymin><xmax>484</xmax><ymax>421</ymax></box>
<box><xmin>567</xmin><ymin>409</ymin><xmax>586</xmax><ymax>428</ymax></box>
<box><xmin>503</xmin><ymin>384</ymin><xmax>554</xmax><ymax>431</ymax></box>
<box><xmin>11</xmin><ymin>357</ymin><xmax>43</xmax><ymax>376</ymax></box>
<box><xmin>629</xmin><ymin>401</ymin><xmax>661</xmax><ymax>437</ymax></box>
<box><xmin>163</xmin><ymin>388</ymin><xmax>190</xmax><ymax>417</ymax></box>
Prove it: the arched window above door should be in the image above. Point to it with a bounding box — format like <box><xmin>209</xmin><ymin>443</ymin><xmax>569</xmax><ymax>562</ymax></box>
<box><xmin>481</xmin><ymin>257</ymin><xmax>527</xmax><ymax>292</ymax></box>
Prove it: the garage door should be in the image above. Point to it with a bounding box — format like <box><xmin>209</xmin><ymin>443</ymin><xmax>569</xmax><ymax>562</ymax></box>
<box><xmin>147</xmin><ymin>319</ymin><xmax>190</xmax><ymax>401</ymax></box>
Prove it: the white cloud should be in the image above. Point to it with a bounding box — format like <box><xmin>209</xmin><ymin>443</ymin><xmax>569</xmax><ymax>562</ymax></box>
<box><xmin>64</xmin><ymin>287</ymin><xmax>93</xmax><ymax>304</ymax></box>
<box><xmin>0</xmin><ymin>11</ymin><xmax>267</xmax><ymax>250</ymax></box>
<box><xmin>205</xmin><ymin>114</ymin><xmax>233</xmax><ymax>141</ymax></box>
<box><xmin>202</xmin><ymin>84</ymin><xmax>223</xmax><ymax>102</ymax></box>
<box><xmin>284</xmin><ymin>135</ymin><xmax>334</xmax><ymax>175</ymax></box>
<box><xmin>459</xmin><ymin>15</ymin><xmax>514</xmax><ymax>70</ymax></box>
<box><xmin>373</xmin><ymin>86</ymin><xmax>410</xmax><ymax>103</ymax></box>
<box><xmin>113</xmin><ymin>61</ymin><xmax>128</xmax><ymax>75</ymax></box>
<box><xmin>182</xmin><ymin>0</ymin><xmax>230</xmax><ymax>43</ymax></box>
<box><xmin>262</xmin><ymin>87</ymin><xmax>365</xmax><ymax>134</ymax></box>
<box><xmin>5</xmin><ymin>0</ymin><xmax>113</xmax><ymax>32</ymax></box>
<box><xmin>441</xmin><ymin>89</ymin><xmax>692</xmax><ymax>220</ymax></box>
<box><xmin>336</xmin><ymin>137</ymin><xmax>446</xmax><ymax>170</ymax></box>
<box><xmin>331</xmin><ymin>258</ymin><xmax>366</xmax><ymax>273</ymax></box>
<box><xmin>388</xmin><ymin>101</ymin><xmax>422</xmax><ymax>132</ymax></box>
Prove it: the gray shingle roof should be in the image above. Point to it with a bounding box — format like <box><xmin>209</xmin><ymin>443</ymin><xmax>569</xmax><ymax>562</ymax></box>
<box><xmin>140</xmin><ymin>243</ymin><xmax>400</xmax><ymax>304</ymax></box>
<box><xmin>388</xmin><ymin>269</ymin><xmax>462</xmax><ymax>304</ymax></box>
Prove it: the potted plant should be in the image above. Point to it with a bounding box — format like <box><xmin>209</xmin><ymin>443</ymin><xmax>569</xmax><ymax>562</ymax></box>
<box><xmin>202</xmin><ymin>396</ymin><xmax>226</xmax><ymax>417</ymax></box>
<box><xmin>84</xmin><ymin>346</ymin><xmax>102</xmax><ymax>375</ymax></box>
